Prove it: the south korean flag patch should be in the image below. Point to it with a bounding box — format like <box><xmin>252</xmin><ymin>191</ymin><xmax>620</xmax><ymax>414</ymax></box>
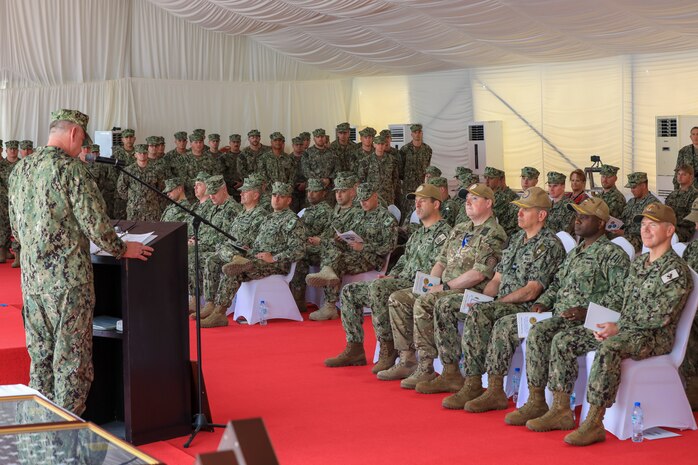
<box><xmin>661</xmin><ymin>269</ymin><xmax>679</xmax><ymax>284</ymax></box>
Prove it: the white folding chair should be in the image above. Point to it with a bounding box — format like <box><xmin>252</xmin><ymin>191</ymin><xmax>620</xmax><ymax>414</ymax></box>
<box><xmin>579</xmin><ymin>268</ymin><xmax>698</xmax><ymax>439</ymax></box>
<box><xmin>305</xmin><ymin>264</ymin><xmax>325</xmax><ymax>307</ymax></box>
<box><xmin>556</xmin><ymin>231</ymin><xmax>577</xmax><ymax>253</ymax></box>
<box><xmin>388</xmin><ymin>204</ymin><xmax>401</xmax><ymax>223</ymax></box>
<box><xmin>229</xmin><ymin>262</ymin><xmax>302</xmax><ymax>324</ymax></box>
<box><xmin>611</xmin><ymin>236</ymin><xmax>635</xmax><ymax>260</ymax></box>
<box><xmin>673</xmin><ymin>242</ymin><xmax>687</xmax><ymax>257</ymax></box>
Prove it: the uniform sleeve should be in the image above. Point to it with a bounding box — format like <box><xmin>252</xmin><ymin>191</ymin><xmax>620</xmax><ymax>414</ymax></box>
<box><xmin>436</xmin><ymin>227</ymin><xmax>458</xmax><ymax>266</ymax></box>
<box><xmin>275</xmin><ymin>217</ymin><xmax>306</xmax><ymax>263</ymax></box>
<box><xmin>116</xmin><ymin>169</ymin><xmax>128</xmax><ymax>200</ymax></box>
<box><xmin>470</xmin><ymin>228</ymin><xmax>506</xmax><ymax>280</ymax></box>
<box><xmin>363</xmin><ymin>213</ymin><xmax>397</xmax><ymax>256</ymax></box>
<box><xmin>527</xmin><ymin>237</ymin><xmax>566</xmax><ymax>289</ymax></box>
<box><xmin>597</xmin><ymin>248</ymin><xmax>631</xmax><ymax>311</ymax></box>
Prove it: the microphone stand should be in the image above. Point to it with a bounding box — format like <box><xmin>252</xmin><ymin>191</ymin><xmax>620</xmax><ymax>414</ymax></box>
<box><xmin>106</xmin><ymin>160</ymin><xmax>244</xmax><ymax>447</ymax></box>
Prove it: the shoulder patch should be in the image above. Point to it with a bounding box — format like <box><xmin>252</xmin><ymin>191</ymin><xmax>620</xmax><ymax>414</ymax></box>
<box><xmin>661</xmin><ymin>269</ymin><xmax>680</xmax><ymax>284</ymax></box>
<box><xmin>434</xmin><ymin>233</ymin><xmax>447</xmax><ymax>246</ymax></box>
<box><xmin>532</xmin><ymin>243</ymin><xmax>546</xmax><ymax>259</ymax></box>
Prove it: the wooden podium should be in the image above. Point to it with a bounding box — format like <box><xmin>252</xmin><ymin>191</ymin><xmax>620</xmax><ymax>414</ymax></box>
<box><xmin>84</xmin><ymin>221</ymin><xmax>192</xmax><ymax>445</ymax></box>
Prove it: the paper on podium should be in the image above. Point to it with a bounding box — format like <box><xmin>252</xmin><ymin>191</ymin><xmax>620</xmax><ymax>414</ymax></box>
<box><xmin>412</xmin><ymin>272</ymin><xmax>441</xmax><ymax>295</ymax></box>
<box><xmin>584</xmin><ymin>302</ymin><xmax>620</xmax><ymax>331</ymax></box>
<box><xmin>334</xmin><ymin>228</ymin><xmax>363</xmax><ymax>244</ymax></box>
<box><xmin>460</xmin><ymin>290</ymin><xmax>494</xmax><ymax>314</ymax></box>
<box><xmin>90</xmin><ymin>232</ymin><xmax>157</xmax><ymax>256</ymax></box>
<box><xmin>516</xmin><ymin>312</ymin><xmax>553</xmax><ymax>338</ymax></box>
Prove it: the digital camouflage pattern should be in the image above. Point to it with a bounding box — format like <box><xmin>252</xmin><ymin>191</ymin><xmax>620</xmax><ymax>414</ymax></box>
<box><xmin>258</xmin><ymin>150</ymin><xmax>297</xmax><ymax>186</ymax></box>
<box><xmin>665</xmin><ymin>185</ymin><xmax>698</xmax><ymax>242</ymax></box>
<box><xmin>0</xmin><ymin>157</ymin><xmax>20</xmax><ymax>248</ymax></box>
<box><xmin>180</xmin><ymin>152</ymin><xmax>224</xmax><ymax>188</ymax></box>
<box><xmin>547</xmin><ymin>197</ymin><xmax>575</xmax><ymax>234</ymax></box>
<box><xmin>160</xmin><ymin>197</ymin><xmax>195</xmax><ymax>223</ymax></box>
<box><xmin>440</xmin><ymin>196</ymin><xmax>460</xmax><ymax>227</ymax></box>
<box><xmin>302</xmin><ymin>146</ymin><xmax>337</xmax><ymax>181</ymax></box>
<box><xmin>116</xmin><ymin>162</ymin><xmax>166</xmax><ymax>221</ymax></box>
<box><xmin>398</xmin><ymin>141</ymin><xmax>432</xmax><ymax>212</ymax></box>
<box><xmin>357</xmin><ymin>152</ymin><xmax>400</xmax><ymax>205</ymax></box>
<box><xmin>681</xmin><ymin>240</ymin><xmax>698</xmax><ymax>379</ymax></box>
<box><xmin>493</xmin><ymin>186</ymin><xmax>519</xmax><ymax>237</ymax></box>
<box><xmin>330</xmin><ymin>139</ymin><xmax>357</xmax><ymax>173</ymax></box>
<box><xmin>594</xmin><ymin>185</ymin><xmax>626</xmax><ymax>219</ymax></box>
<box><xmin>674</xmin><ymin>144</ymin><xmax>698</xmax><ymax>189</ymax></box>
<box><xmin>620</xmin><ymin>192</ymin><xmax>660</xmax><ymax>252</ymax></box>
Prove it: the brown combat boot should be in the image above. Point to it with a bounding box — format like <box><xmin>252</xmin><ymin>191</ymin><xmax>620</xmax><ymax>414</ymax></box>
<box><xmin>372</xmin><ymin>339</ymin><xmax>398</xmax><ymax>374</ymax></box>
<box><xmin>526</xmin><ymin>390</ymin><xmax>575</xmax><ymax>432</ymax></box>
<box><xmin>505</xmin><ymin>386</ymin><xmax>549</xmax><ymax>426</ymax></box>
<box><xmin>464</xmin><ymin>374</ymin><xmax>509</xmax><ymax>412</ymax></box>
<box><xmin>686</xmin><ymin>377</ymin><xmax>698</xmax><ymax>411</ymax></box>
<box><xmin>377</xmin><ymin>350</ymin><xmax>417</xmax><ymax>380</ymax></box>
<box><xmin>10</xmin><ymin>249</ymin><xmax>19</xmax><ymax>268</ymax></box>
<box><xmin>415</xmin><ymin>363</ymin><xmax>464</xmax><ymax>394</ymax></box>
<box><xmin>0</xmin><ymin>247</ymin><xmax>7</xmax><ymax>263</ymax></box>
<box><xmin>324</xmin><ymin>342</ymin><xmax>367</xmax><ymax>367</ymax></box>
<box><xmin>400</xmin><ymin>358</ymin><xmax>436</xmax><ymax>389</ymax></box>
<box><xmin>222</xmin><ymin>255</ymin><xmax>253</xmax><ymax>276</ymax></box>
<box><xmin>442</xmin><ymin>376</ymin><xmax>485</xmax><ymax>410</ymax></box>
<box><xmin>305</xmin><ymin>266</ymin><xmax>340</xmax><ymax>287</ymax></box>
<box><xmin>201</xmin><ymin>305</ymin><xmax>229</xmax><ymax>328</ymax></box>
<box><xmin>188</xmin><ymin>296</ymin><xmax>197</xmax><ymax>313</ymax></box>
<box><xmin>195</xmin><ymin>301</ymin><xmax>215</xmax><ymax>320</ymax></box>
<box><xmin>564</xmin><ymin>405</ymin><xmax>606</xmax><ymax>446</ymax></box>
<box><xmin>309</xmin><ymin>301</ymin><xmax>339</xmax><ymax>321</ymax></box>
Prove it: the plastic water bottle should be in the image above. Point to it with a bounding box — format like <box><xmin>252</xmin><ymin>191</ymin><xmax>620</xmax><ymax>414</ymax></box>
<box><xmin>259</xmin><ymin>300</ymin><xmax>268</xmax><ymax>326</ymax></box>
<box><xmin>570</xmin><ymin>392</ymin><xmax>576</xmax><ymax>421</ymax></box>
<box><xmin>632</xmin><ymin>402</ymin><xmax>644</xmax><ymax>443</ymax></box>
<box><xmin>511</xmin><ymin>368</ymin><xmax>521</xmax><ymax>404</ymax></box>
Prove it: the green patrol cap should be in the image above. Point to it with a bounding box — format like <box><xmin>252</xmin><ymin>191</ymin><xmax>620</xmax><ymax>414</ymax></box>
<box><xmin>427</xmin><ymin>176</ymin><xmax>448</xmax><ymax>188</ymax></box>
<box><xmin>547</xmin><ymin>171</ymin><xmax>566</xmax><ymax>185</ymax></box>
<box><xmin>122</xmin><ymin>129</ymin><xmax>135</xmax><ymax>137</ymax></box>
<box><xmin>458</xmin><ymin>173</ymin><xmax>480</xmax><ymax>187</ymax></box>
<box><xmin>134</xmin><ymin>144</ymin><xmax>148</xmax><ymax>154</ymax></box>
<box><xmin>373</xmin><ymin>134</ymin><xmax>385</xmax><ymax>144</ymax></box>
<box><xmin>599</xmin><ymin>164</ymin><xmax>619</xmax><ymax>176</ymax></box>
<box><xmin>90</xmin><ymin>144</ymin><xmax>100</xmax><ymax>153</ymax></box>
<box><xmin>269</xmin><ymin>131</ymin><xmax>285</xmax><ymax>141</ymax></box>
<box><xmin>458</xmin><ymin>182</ymin><xmax>494</xmax><ymax>200</ymax></box>
<box><xmin>625</xmin><ymin>172</ymin><xmax>648</xmax><ymax>188</ymax></box>
<box><xmin>407</xmin><ymin>183</ymin><xmax>441</xmax><ymax>202</ymax></box>
<box><xmin>454</xmin><ymin>166</ymin><xmax>472</xmax><ymax>178</ymax></box>
<box><xmin>50</xmin><ymin>109</ymin><xmax>91</xmax><ymax>145</ymax></box>
<box><xmin>229</xmin><ymin>134</ymin><xmax>241</xmax><ymax>142</ymax></box>
<box><xmin>292</xmin><ymin>136</ymin><xmax>303</xmax><ymax>145</ymax></box>
<box><xmin>483</xmin><ymin>166</ymin><xmax>505</xmax><ymax>179</ymax></box>
<box><xmin>195</xmin><ymin>171</ymin><xmax>210</xmax><ymax>183</ymax></box>
<box><xmin>356</xmin><ymin>183</ymin><xmax>378</xmax><ymax>201</ymax></box>
<box><xmin>247</xmin><ymin>129</ymin><xmax>261</xmax><ymax>137</ymax></box>
<box><xmin>239</xmin><ymin>176</ymin><xmax>263</xmax><ymax>192</ymax></box>
<box><xmin>205</xmin><ymin>175</ymin><xmax>226</xmax><ymax>195</ymax></box>
<box><xmin>156</xmin><ymin>136</ymin><xmax>165</xmax><ymax>145</ymax></box>
<box><xmin>248</xmin><ymin>173</ymin><xmax>266</xmax><ymax>184</ymax></box>
<box><xmin>511</xmin><ymin>187</ymin><xmax>551</xmax><ymax>209</ymax></box>
<box><xmin>271</xmin><ymin>181</ymin><xmax>293</xmax><ymax>196</ymax></box>
<box><xmin>312</xmin><ymin>128</ymin><xmax>326</xmax><ymax>137</ymax></box>
<box><xmin>359</xmin><ymin>127</ymin><xmax>376</xmax><ymax>137</ymax></box>
<box><xmin>163</xmin><ymin>178</ymin><xmax>183</xmax><ymax>194</ymax></box>
<box><xmin>307</xmin><ymin>178</ymin><xmax>325</xmax><ymax>192</ymax></box>
<box><xmin>146</xmin><ymin>136</ymin><xmax>159</xmax><ymax>145</ymax></box>
<box><xmin>685</xmin><ymin>198</ymin><xmax>698</xmax><ymax>223</ymax></box>
<box><xmin>568</xmin><ymin>196</ymin><xmax>610</xmax><ymax>222</ymax></box>
<box><xmin>410</xmin><ymin>123</ymin><xmax>423</xmax><ymax>132</ymax></box>
<box><xmin>174</xmin><ymin>131</ymin><xmax>188</xmax><ymax>141</ymax></box>
<box><xmin>336</xmin><ymin>122</ymin><xmax>351</xmax><ymax>132</ymax></box>
<box><xmin>193</xmin><ymin>129</ymin><xmax>205</xmax><ymax>137</ymax></box>
<box><xmin>300</xmin><ymin>132</ymin><xmax>311</xmax><ymax>140</ymax></box>
<box><xmin>19</xmin><ymin>140</ymin><xmax>33</xmax><ymax>150</ymax></box>
<box><xmin>634</xmin><ymin>202</ymin><xmax>676</xmax><ymax>226</ymax></box>
<box><xmin>333</xmin><ymin>176</ymin><xmax>356</xmax><ymax>190</ymax></box>
<box><xmin>521</xmin><ymin>166</ymin><xmax>540</xmax><ymax>179</ymax></box>
<box><xmin>379</xmin><ymin>129</ymin><xmax>392</xmax><ymax>137</ymax></box>
<box><xmin>208</xmin><ymin>133</ymin><xmax>220</xmax><ymax>141</ymax></box>
<box><xmin>189</xmin><ymin>133</ymin><xmax>204</xmax><ymax>142</ymax></box>
<box><xmin>425</xmin><ymin>165</ymin><xmax>442</xmax><ymax>177</ymax></box>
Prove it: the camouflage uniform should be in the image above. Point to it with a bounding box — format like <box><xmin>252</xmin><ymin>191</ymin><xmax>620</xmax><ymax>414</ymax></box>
<box><xmin>0</xmin><ymin>157</ymin><xmax>19</xmax><ymax>251</ymax></box>
<box><xmin>461</xmin><ymin>228</ymin><xmax>565</xmax><ymax>376</ymax></box>
<box><xmin>291</xmin><ymin>150</ymin><xmax>306</xmax><ymax>212</ymax></box>
<box><xmin>392</xmin><ymin>215</ymin><xmax>507</xmax><ymax>360</ymax></box>
<box><xmin>116</xmin><ymin>161</ymin><xmax>166</xmax><ymax>221</ymax></box>
<box><xmin>341</xmin><ymin>219</ymin><xmax>451</xmax><ymax>344</ymax></box>
<box><xmin>331</xmin><ymin>140</ymin><xmax>357</xmax><ymax>173</ymax></box>
<box><xmin>665</xmin><ymin>185</ymin><xmax>698</xmax><ymax>242</ymax></box>
<box><xmin>547</xmin><ymin>250</ymin><xmax>691</xmax><ymax>406</ymax></box>
<box><xmin>238</xmin><ymin>146</ymin><xmax>269</xmax><ymax>180</ymax></box>
<box><xmin>302</xmin><ymin>146</ymin><xmax>337</xmax><ymax>185</ymax></box>
<box><xmin>398</xmin><ymin>141</ymin><xmax>432</xmax><ymax>213</ymax></box>
<box><xmin>9</xmin><ymin>139</ymin><xmax>127</xmax><ymax>415</ymax></box>
<box><xmin>547</xmin><ymin>197</ymin><xmax>575</xmax><ymax>234</ymax></box>
<box><xmin>621</xmin><ymin>192</ymin><xmax>659</xmax><ymax>252</ymax></box>
<box><xmin>258</xmin><ymin>150</ymin><xmax>296</xmax><ymax>186</ymax></box>
<box><xmin>681</xmin><ymin>241</ymin><xmax>698</xmax><ymax>380</ymax></box>
<box><xmin>596</xmin><ymin>185</ymin><xmax>626</xmax><ymax>219</ymax></box>
<box><xmin>358</xmin><ymin>151</ymin><xmax>400</xmax><ymax>205</ymax></box>
<box><xmin>674</xmin><ymin>144</ymin><xmax>698</xmax><ymax>189</ymax></box>
<box><xmin>493</xmin><ymin>186</ymin><xmax>519</xmax><ymax>237</ymax></box>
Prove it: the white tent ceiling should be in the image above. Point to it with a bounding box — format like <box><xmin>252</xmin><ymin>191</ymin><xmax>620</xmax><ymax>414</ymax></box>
<box><xmin>149</xmin><ymin>0</ymin><xmax>698</xmax><ymax>76</ymax></box>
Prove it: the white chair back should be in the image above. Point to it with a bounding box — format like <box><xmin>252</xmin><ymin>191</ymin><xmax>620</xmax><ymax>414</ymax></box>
<box><xmin>388</xmin><ymin>204</ymin><xmax>401</xmax><ymax>222</ymax></box>
<box><xmin>556</xmin><ymin>231</ymin><xmax>576</xmax><ymax>253</ymax></box>
<box><xmin>669</xmin><ymin>268</ymin><xmax>698</xmax><ymax>366</ymax></box>
<box><xmin>610</xmin><ymin>236</ymin><xmax>635</xmax><ymax>260</ymax></box>
<box><xmin>410</xmin><ymin>210</ymin><xmax>420</xmax><ymax>224</ymax></box>
<box><xmin>297</xmin><ymin>208</ymin><xmax>306</xmax><ymax>218</ymax></box>
<box><xmin>672</xmin><ymin>233</ymin><xmax>679</xmax><ymax>245</ymax></box>
<box><xmin>672</xmin><ymin>242</ymin><xmax>687</xmax><ymax>258</ymax></box>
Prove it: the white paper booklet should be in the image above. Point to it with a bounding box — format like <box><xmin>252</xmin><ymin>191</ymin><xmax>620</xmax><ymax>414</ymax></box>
<box><xmin>460</xmin><ymin>290</ymin><xmax>494</xmax><ymax>314</ymax></box>
<box><xmin>335</xmin><ymin>228</ymin><xmax>364</xmax><ymax>244</ymax></box>
<box><xmin>412</xmin><ymin>272</ymin><xmax>441</xmax><ymax>295</ymax></box>
<box><xmin>583</xmin><ymin>302</ymin><xmax>621</xmax><ymax>332</ymax></box>
<box><xmin>90</xmin><ymin>232</ymin><xmax>157</xmax><ymax>256</ymax></box>
<box><xmin>517</xmin><ymin>312</ymin><xmax>553</xmax><ymax>338</ymax></box>
<box><xmin>605</xmin><ymin>216</ymin><xmax>624</xmax><ymax>232</ymax></box>
<box><xmin>644</xmin><ymin>427</ymin><xmax>681</xmax><ymax>440</ymax></box>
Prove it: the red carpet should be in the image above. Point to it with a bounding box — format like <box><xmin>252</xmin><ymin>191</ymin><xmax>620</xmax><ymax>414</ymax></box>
<box><xmin>2</xmin><ymin>261</ymin><xmax>698</xmax><ymax>464</ymax></box>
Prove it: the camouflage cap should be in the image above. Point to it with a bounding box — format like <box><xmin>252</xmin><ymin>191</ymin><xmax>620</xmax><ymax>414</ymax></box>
<box><xmin>373</xmin><ymin>134</ymin><xmax>385</xmax><ymax>144</ymax></box>
<box><xmin>229</xmin><ymin>134</ymin><xmax>241</xmax><ymax>142</ymax></box>
<box><xmin>5</xmin><ymin>140</ymin><xmax>19</xmax><ymax>149</ymax></box>
<box><xmin>239</xmin><ymin>176</ymin><xmax>263</xmax><ymax>192</ymax></box>
<box><xmin>521</xmin><ymin>166</ymin><xmax>540</xmax><ymax>179</ymax></box>
<box><xmin>189</xmin><ymin>133</ymin><xmax>204</xmax><ymax>142</ymax></box>
<box><xmin>599</xmin><ymin>164</ymin><xmax>619</xmax><ymax>176</ymax></box>
<box><xmin>356</xmin><ymin>183</ymin><xmax>378</xmax><ymax>201</ymax></box>
<box><xmin>547</xmin><ymin>171</ymin><xmax>566</xmax><ymax>185</ymax></box>
<box><xmin>122</xmin><ymin>128</ymin><xmax>135</xmax><ymax>137</ymax></box>
<box><xmin>483</xmin><ymin>166</ymin><xmax>505</xmax><ymax>179</ymax></box>
<box><xmin>208</xmin><ymin>133</ymin><xmax>220</xmax><ymax>141</ymax></box>
<box><xmin>146</xmin><ymin>136</ymin><xmax>159</xmax><ymax>145</ymax></box>
<box><xmin>269</xmin><ymin>131</ymin><xmax>285</xmax><ymax>141</ymax></box>
<box><xmin>379</xmin><ymin>129</ymin><xmax>392</xmax><ymax>137</ymax></box>
<box><xmin>271</xmin><ymin>181</ymin><xmax>293</xmax><ymax>196</ymax></box>
<box><xmin>81</xmin><ymin>140</ymin><xmax>91</xmax><ymax>148</ymax></box>
<box><xmin>454</xmin><ymin>166</ymin><xmax>473</xmax><ymax>178</ymax></box>
<box><xmin>156</xmin><ymin>136</ymin><xmax>165</xmax><ymax>145</ymax></box>
<box><xmin>19</xmin><ymin>140</ymin><xmax>33</xmax><ymax>150</ymax></box>
<box><xmin>248</xmin><ymin>173</ymin><xmax>266</xmax><ymax>184</ymax></box>
<box><xmin>291</xmin><ymin>136</ymin><xmax>303</xmax><ymax>145</ymax></box>
<box><xmin>247</xmin><ymin>129</ymin><xmax>261</xmax><ymax>137</ymax></box>
<box><xmin>174</xmin><ymin>131</ymin><xmax>188</xmax><ymax>140</ymax></box>
<box><xmin>511</xmin><ymin>187</ymin><xmax>552</xmax><ymax>209</ymax></box>
<box><xmin>625</xmin><ymin>172</ymin><xmax>648</xmax><ymax>188</ymax></box>
<box><xmin>410</xmin><ymin>123</ymin><xmax>423</xmax><ymax>132</ymax></box>
<box><xmin>50</xmin><ymin>109</ymin><xmax>91</xmax><ymax>144</ymax></box>
<box><xmin>163</xmin><ymin>178</ymin><xmax>183</xmax><ymax>194</ymax></box>
<box><xmin>312</xmin><ymin>128</ymin><xmax>326</xmax><ymax>137</ymax></box>
<box><xmin>458</xmin><ymin>173</ymin><xmax>480</xmax><ymax>186</ymax></box>
<box><xmin>205</xmin><ymin>175</ymin><xmax>226</xmax><ymax>195</ymax></box>
<box><xmin>306</xmin><ymin>178</ymin><xmax>325</xmax><ymax>192</ymax></box>
<box><xmin>406</xmin><ymin>183</ymin><xmax>441</xmax><ymax>202</ymax></box>
<box><xmin>300</xmin><ymin>132</ymin><xmax>311</xmax><ymax>140</ymax></box>
<box><xmin>336</xmin><ymin>122</ymin><xmax>351</xmax><ymax>132</ymax></box>
<box><xmin>193</xmin><ymin>128</ymin><xmax>205</xmax><ymax>135</ymax></box>
<box><xmin>567</xmin><ymin>196</ymin><xmax>610</xmax><ymax>222</ymax></box>
<box><xmin>427</xmin><ymin>176</ymin><xmax>448</xmax><ymax>188</ymax></box>
<box><xmin>134</xmin><ymin>144</ymin><xmax>148</xmax><ymax>154</ymax></box>
<box><xmin>359</xmin><ymin>127</ymin><xmax>376</xmax><ymax>137</ymax></box>
<box><xmin>685</xmin><ymin>198</ymin><xmax>698</xmax><ymax>223</ymax></box>
<box><xmin>633</xmin><ymin>202</ymin><xmax>676</xmax><ymax>226</ymax></box>
<box><xmin>90</xmin><ymin>144</ymin><xmax>100</xmax><ymax>152</ymax></box>
<box><xmin>194</xmin><ymin>171</ymin><xmax>210</xmax><ymax>183</ymax></box>
<box><xmin>333</xmin><ymin>176</ymin><xmax>356</xmax><ymax>190</ymax></box>
<box><xmin>425</xmin><ymin>165</ymin><xmax>442</xmax><ymax>177</ymax></box>
<box><xmin>458</xmin><ymin>182</ymin><xmax>494</xmax><ymax>200</ymax></box>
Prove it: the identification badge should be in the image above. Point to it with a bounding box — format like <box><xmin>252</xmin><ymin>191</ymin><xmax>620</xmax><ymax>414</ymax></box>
<box><xmin>661</xmin><ymin>269</ymin><xmax>679</xmax><ymax>284</ymax></box>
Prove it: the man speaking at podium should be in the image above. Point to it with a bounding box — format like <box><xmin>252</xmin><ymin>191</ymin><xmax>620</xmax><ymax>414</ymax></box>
<box><xmin>8</xmin><ymin>109</ymin><xmax>153</xmax><ymax>415</ymax></box>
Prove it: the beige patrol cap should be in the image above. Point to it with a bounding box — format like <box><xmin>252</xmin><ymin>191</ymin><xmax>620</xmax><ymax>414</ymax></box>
<box><xmin>511</xmin><ymin>187</ymin><xmax>552</xmax><ymax>209</ymax></box>
<box><xmin>567</xmin><ymin>196</ymin><xmax>610</xmax><ymax>222</ymax></box>
<box><xmin>406</xmin><ymin>183</ymin><xmax>441</xmax><ymax>202</ymax></box>
<box><xmin>457</xmin><ymin>182</ymin><xmax>494</xmax><ymax>200</ymax></box>
<box><xmin>633</xmin><ymin>202</ymin><xmax>676</xmax><ymax>226</ymax></box>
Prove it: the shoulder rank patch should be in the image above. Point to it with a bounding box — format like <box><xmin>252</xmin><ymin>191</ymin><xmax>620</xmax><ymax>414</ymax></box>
<box><xmin>532</xmin><ymin>243</ymin><xmax>546</xmax><ymax>259</ymax></box>
<box><xmin>661</xmin><ymin>269</ymin><xmax>679</xmax><ymax>284</ymax></box>
<box><xmin>435</xmin><ymin>233</ymin><xmax>447</xmax><ymax>246</ymax></box>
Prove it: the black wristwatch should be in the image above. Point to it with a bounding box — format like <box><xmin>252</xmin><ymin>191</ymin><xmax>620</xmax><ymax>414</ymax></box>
<box><xmin>442</xmin><ymin>282</ymin><xmax>450</xmax><ymax>291</ymax></box>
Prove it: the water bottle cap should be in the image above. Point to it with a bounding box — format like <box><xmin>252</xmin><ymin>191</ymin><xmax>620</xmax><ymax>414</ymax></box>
<box><xmin>514</xmin><ymin>367</ymin><xmax>520</xmax><ymax>373</ymax></box>
<box><xmin>634</xmin><ymin>401</ymin><xmax>640</xmax><ymax>407</ymax></box>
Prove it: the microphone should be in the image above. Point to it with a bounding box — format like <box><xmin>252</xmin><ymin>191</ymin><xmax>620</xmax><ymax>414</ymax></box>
<box><xmin>85</xmin><ymin>153</ymin><xmax>124</xmax><ymax>167</ymax></box>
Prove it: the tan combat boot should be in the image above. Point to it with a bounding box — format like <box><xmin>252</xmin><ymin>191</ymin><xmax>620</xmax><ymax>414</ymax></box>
<box><xmin>505</xmin><ymin>386</ymin><xmax>549</xmax><ymax>426</ymax></box>
<box><xmin>400</xmin><ymin>358</ymin><xmax>436</xmax><ymax>389</ymax></box>
<box><xmin>442</xmin><ymin>376</ymin><xmax>484</xmax><ymax>410</ymax></box>
<box><xmin>372</xmin><ymin>339</ymin><xmax>398</xmax><ymax>374</ymax></box>
<box><xmin>309</xmin><ymin>301</ymin><xmax>339</xmax><ymax>321</ymax></box>
<box><xmin>195</xmin><ymin>301</ymin><xmax>215</xmax><ymax>320</ymax></box>
<box><xmin>222</xmin><ymin>255</ymin><xmax>253</xmax><ymax>276</ymax></box>
<box><xmin>686</xmin><ymin>377</ymin><xmax>698</xmax><ymax>411</ymax></box>
<box><xmin>188</xmin><ymin>296</ymin><xmax>197</xmax><ymax>313</ymax></box>
<box><xmin>324</xmin><ymin>342</ymin><xmax>367</xmax><ymax>367</ymax></box>
<box><xmin>377</xmin><ymin>350</ymin><xmax>417</xmax><ymax>380</ymax></box>
<box><xmin>526</xmin><ymin>390</ymin><xmax>575</xmax><ymax>432</ymax></box>
<box><xmin>0</xmin><ymin>247</ymin><xmax>7</xmax><ymax>263</ymax></box>
<box><xmin>464</xmin><ymin>374</ymin><xmax>509</xmax><ymax>412</ymax></box>
<box><xmin>10</xmin><ymin>249</ymin><xmax>19</xmax><ymax>268</ymax></box>
<box><xmin>201</xmin><ymin>305</ymin><xmax>229</xmax><ymax>328</ymax></box>
<box><xmin>415</xmin><ymin>363</ymin><xmax>464</xmax><ymax>394</ymax></box>
<box><xmin>564</xmin><ymin>405</ymin><xmax>606</xmax><ymax>446</ymax></box>
<box><xmin>305</xmin><ymin>266</ymin><xmax>340</xmax><ymax>287</ymax></box>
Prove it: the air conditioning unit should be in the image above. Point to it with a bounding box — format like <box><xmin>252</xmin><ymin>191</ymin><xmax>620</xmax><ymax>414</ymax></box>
<box><xmin>93</xmin><ymin>128</ymin><xmax>123</xmax><ymax>158</ymax></box>
<box><xmin>388</xmin><ymin>124</ymin><xmax>412</xmax><ymax>149</ymax></box>
<box><xmin>656</xmin><ymin>116</ymin><xmax>698</xmax><ymax>199</ymax></box>
<box><xmin>349</xmin><ymin>126</ymin><xmax>358</xmax><ymax>143</ymax></box>
<box><xmin>467</xmin><ymin>121</ymin><xmax>503</xmax><ymax>176</ymax></box>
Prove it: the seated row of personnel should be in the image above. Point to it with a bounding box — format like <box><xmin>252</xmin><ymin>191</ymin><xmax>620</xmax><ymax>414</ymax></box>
<box><xmin>321</xmin><ymin>181</ymin><xmax>698</xmax><ymax>447</ymax></box>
